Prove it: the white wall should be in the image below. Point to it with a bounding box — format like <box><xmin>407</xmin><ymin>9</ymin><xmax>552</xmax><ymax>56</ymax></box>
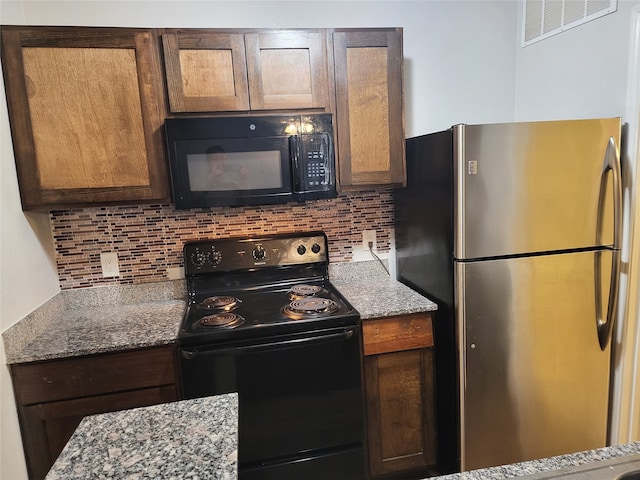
<box><xmin>0</xmin><ymin>1</ymin><xmax>517</xmax><ymax>479</ymax></box>
<box><xmin>514</xmin><ymin>0</ymin><xmax>640</xmax><ymax>121</ymax></box>
<box><xmin>0</xmin><ymin>2</ymin><xmax>62</xmax><ymax>479</ymax></box>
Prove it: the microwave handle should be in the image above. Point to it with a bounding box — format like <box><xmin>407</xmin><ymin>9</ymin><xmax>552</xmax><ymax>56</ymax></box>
<box><xmin>289</xmin><ymin>135</ymin><xmax>301</xmax><ymax>192</ymax></box>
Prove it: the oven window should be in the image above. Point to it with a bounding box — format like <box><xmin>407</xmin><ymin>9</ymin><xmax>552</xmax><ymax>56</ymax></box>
<box><xmin>187</xmin><ymin>149</ymin><xmax>283</xmax><ymax>192</ymax></box>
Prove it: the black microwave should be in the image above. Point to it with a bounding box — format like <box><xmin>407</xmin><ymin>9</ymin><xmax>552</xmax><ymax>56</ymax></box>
<box><xmin>164</xmin><ymin>114</ymin><xmax>337</xmax><ymax>209</ymax></box>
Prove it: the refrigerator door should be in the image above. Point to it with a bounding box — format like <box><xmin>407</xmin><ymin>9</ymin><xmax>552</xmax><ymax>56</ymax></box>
<box><xmin>457</xmin><ymin>250</ymin><xmax>611</xmax><ymax>471</ymax></box>
<box><xmin>454</xmin><ymin>118</ymin><xmax>621</xmax><ymax>260</ymax></box>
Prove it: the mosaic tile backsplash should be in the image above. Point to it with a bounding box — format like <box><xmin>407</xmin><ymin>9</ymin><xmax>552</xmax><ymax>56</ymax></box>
<box><xmin>51</xmin><ymin>189</ymin><xmax>394</xmax><ymax>290</ymax></box>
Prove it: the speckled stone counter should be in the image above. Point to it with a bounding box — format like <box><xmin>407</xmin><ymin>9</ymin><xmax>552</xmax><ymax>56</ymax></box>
<box><xmin>4</xmin><ymin>262</ymin><xmax>434</xmax><ymax>365</ymax></box>
<box><xmin>3</xmin><ymin>280</ymin><xmax>186</xmax><ymax>364</ymax></box>
<box><xmin>330</xmin><ymin>260</ymin><xmax>437</xmax><ymax>318</ymax></box>
<box><xmin>45</xmin><ymin>393</ymin><xmax>238</xmax><ymax>480</ymax></box>
<box><xmin>428</xmin><ymin>442</ymin><xmax>640</xmax><ymax>479</ymax></box>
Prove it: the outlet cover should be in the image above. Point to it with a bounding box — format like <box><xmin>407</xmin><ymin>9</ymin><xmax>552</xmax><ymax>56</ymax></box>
<box><xmin>362</xmin><ymin>230</ymin><xmax>377</xmax><ymax>251</ymax></box>
<box><xmin>100</xmin><ymin>252</ymin><xmax>120</xmax><ymax>277</ymax></box>
<box><xmin>167</xmin><ymin>267</ymin><xmax>184</xmax><ymax>280</ymax></box>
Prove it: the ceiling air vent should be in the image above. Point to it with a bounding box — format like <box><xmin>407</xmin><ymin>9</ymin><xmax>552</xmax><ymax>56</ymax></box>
<box><xmin>522</xmin><ymin>0</ymin><xmax>617</xmax><ymax>47</ymax></box>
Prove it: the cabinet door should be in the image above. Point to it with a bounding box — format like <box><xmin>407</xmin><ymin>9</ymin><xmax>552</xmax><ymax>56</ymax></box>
<box><xmin>162</xmin><ymin>32</ymin><xmax>250</xmax><ymax>112</ymax></box>
<box><xmin>11</xmin><ymin>346</ymin><xmax>178</xmax><ymax>480</ymax></box>
<box><xmin>363</xmin><ymin>314</ymin><xmax>437</xmax><ymax>478</ymax></box>
<box><xmin>245</xmin><ymin>30</ymin><xmax>328</xmax><ymax>110</ymax></box>
<box><xmin>0</xmin><ymin>26</ymin><xmax>170</xmax><ymax>210</ymax></box>
<box><xmin>333</xmin><ymin>29</ymin><xmax>405</xmax><ymax>187</ymax></box>
<box><xmin>364</xmin><ymin>349</ymin><xmax>437</xmax><ymax>477</ymax></box>
<box><xmin>19</xmin><ymin>386</ymin><xmax>178</xmax><ymax>480</ymax></box>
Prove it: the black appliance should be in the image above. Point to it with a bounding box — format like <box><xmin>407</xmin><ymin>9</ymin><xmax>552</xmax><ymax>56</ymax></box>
<box><xmin>164</xmin><ymin>114</ymin><xmax>337</xmax><ymax>209</ymax></box>
<box><xmin>178</xmin><ymin>232</ymin><xmax>366</xmax><ymax>479</ymax></box>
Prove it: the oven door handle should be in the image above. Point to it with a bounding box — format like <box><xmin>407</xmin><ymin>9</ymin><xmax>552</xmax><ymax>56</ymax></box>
<box><xmin>181</xmin><ymin>326</ymin><xmax>358</xmax><ymax>359</ymax></box>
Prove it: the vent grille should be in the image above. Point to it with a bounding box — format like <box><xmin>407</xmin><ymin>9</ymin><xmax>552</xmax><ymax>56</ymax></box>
<box><xmin>522</xmin><ymin>0</ymin><xmax>617</xmax><ymax>47</ymax></box>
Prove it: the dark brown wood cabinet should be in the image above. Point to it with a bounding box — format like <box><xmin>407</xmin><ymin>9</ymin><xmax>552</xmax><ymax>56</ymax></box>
<box><xmin>0</xmin><ymin>26</ymin><xmax>170</xmax><ymax>211</ymax></box>
<box><xmin>162</xmin><ymin>31</ymin><xmax>250</xmax><ymax>112</ymax></box>
<box><xmin>162</xmin><ymin>29</ymin><xmax>329</xmax><ymax>113</ymax></box>
<box><xmin>10</xmin><ymin>345</ymin><xmax>179</xmax><ymax>480</ymax></box>
<box><xmin>332</xmin><ymin>28</ymin><xmax>406</xmax><ymax>188</ymax></box>
<box><xmin>1</xmin><ymin>25</ymin><xmax>405</xmax><ymax>211</ymax></box>
<box><xmin>363</xmin><ymin>313</ymin><xmax>438</xmax><ymax>478</ymax></box>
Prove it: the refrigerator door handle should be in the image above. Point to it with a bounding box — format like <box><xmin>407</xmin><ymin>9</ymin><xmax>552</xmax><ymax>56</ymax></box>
<box><xmin>595</xmin><ymin>136</ymin><xmax>622</xmax><ymax>351</ymax></box>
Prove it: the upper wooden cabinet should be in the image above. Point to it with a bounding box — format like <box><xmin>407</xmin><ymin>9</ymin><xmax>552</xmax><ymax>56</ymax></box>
<box><xmin>1</xmin><ymin>26</ymin><xmax>170</xmax><ymax>211</ymax></box>
<box><xmin>333</xmin><ymin>28</ymin><xmax>406</xmax><ymax>188</ymax></box>
<box><xmin>1</xmin><ymin>26</ymin><xmax>404</xmax><ymax>211</ymax></box>
<box><xmin>162</xmin><ymin>29</ymin><xmax>329</xmax><ymax>113</ymax></box>
<box><xmin>162</xmin><ymin>32</ymin><xmax>250</xmax><ymax>112</ymax></box>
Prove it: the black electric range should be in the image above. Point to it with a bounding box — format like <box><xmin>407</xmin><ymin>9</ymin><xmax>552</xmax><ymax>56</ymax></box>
<box><xmin>177</xmin><ymin>232</ymin><xmax>366</xmax><ymax>480</ymax></box>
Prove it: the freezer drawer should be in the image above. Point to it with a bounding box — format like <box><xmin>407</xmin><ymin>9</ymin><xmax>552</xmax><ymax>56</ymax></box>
<box><xmin>456</xmin><ymin>250</ymin><xmax>612</xmax><ymax>471</ymax></box>
<box><xmin>454</xmin><ymin>118</ymin><xmax>621</xmax><ymax>259</ymax></box>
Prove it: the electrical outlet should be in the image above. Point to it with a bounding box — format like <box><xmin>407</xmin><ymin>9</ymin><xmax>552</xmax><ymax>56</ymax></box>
<box><xmin>100</xmin><ymin>252</ymin><xmax>120</xmax><ymax>278</ymax></box>
<box><xmin>167</xmin><ymin>267</ymin><xmax>184</xmax><ymax>280</ymax></box>
<box><xmin>362</xmin><ymin>230</ymin><xmax>377</xmax><ymax>251</ymax></box>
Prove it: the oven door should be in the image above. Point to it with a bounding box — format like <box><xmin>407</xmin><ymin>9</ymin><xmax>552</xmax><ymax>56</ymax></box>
<box><xmin>179</xmin><ymin>325</ymin><xmax>366</xmax><ymax>479</ymax></box>
<box><xmin>170</xmin><ymin>136</ymin><xmax>294</xmax><ymax>209</ymax></box>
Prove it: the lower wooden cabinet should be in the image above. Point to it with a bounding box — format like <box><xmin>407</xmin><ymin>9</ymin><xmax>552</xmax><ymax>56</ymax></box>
<box><xmin>363</xmin><ymin>313</ymin><xmax>438</xmax><ymax>478</ymax></box>
<box><xmin>10</xmin><ymin>345</ymin><xmax>179</xmax><ymax>480</ymax></box>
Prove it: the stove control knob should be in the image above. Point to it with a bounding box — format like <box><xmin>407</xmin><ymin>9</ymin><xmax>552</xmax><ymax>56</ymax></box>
<box><xmin>190</xmin><ymin>250</ymin><xmax>209</xmax><ymax>269</ymax></box>
<box><xmin>297</xmin><ymin>245</ymin><xmax>306</xmax><ymax>255</ymax></box>
<box><xmin>311</xmin><ymin>243</ymin><xmax>321</xmax><ymax>254</ymax></box>
<box><xmin>210</xmin><ymin>248</ymin><xmax>222</xmax><ymax>267</ymax></box>
<box><xmin>252</xmin><ymin>245</ymin><xmax>266</xmax><ymax>261</ymax></box>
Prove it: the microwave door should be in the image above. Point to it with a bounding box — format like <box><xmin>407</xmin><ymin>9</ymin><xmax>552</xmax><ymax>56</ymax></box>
<box><xmin>164</xmin><ymin>113</ymin><xmax>337</xmax><ymax>209</ymax></box>
<box><xmin>172</xmin><ymin>137</ymin><xmax>293</xmax><ymax>208</ymax></box>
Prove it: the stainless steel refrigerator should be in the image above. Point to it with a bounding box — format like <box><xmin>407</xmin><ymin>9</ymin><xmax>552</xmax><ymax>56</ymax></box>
<box><xmin>393</xmin><ymin>118</ymin><xmax>622</xmax><ymax>474</ymax></box>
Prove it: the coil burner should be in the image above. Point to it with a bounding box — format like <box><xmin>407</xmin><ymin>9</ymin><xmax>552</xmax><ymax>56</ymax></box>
<box><xmin>199</xmin><ymin>296</ymin><xmax>240</xmax><ymax>311</ymax></box>
<box><xmin>282</xmin><ymin>297</ymin><xmax>340</xmax><ymax>320</ymax></box>
<box><xmin>195</xmin><ymin>312</ymin><xmax>244</xmax><ymax>329</ymax></box>
<box><xmin>288</xmin><ymin>284</ymin><xmax>327</xmax><ymax>300</ymax></box>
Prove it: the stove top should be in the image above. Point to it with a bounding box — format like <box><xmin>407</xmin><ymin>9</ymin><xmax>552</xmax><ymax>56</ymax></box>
<box><xmin>178</xmin><ymin>232</ymin><xmax>360</xmax><ymax>347</ymax></box>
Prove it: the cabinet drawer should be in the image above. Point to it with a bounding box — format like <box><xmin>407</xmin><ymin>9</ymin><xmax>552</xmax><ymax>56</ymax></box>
<box><xmin>11</xmin><ymin>345</ymin><xmax>177</xmax><ymax>405</ymax></box>
<box><xmin>363</xmin><ymin>313</ymin><xmax>433</xmax><ymax>356</ymax></box>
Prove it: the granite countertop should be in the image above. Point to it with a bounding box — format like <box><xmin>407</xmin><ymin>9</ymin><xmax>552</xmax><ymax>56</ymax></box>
<box><xmin>3</xmin><ymin>261</ymin><xmax>437</xmax><ymax>365</ymax></box>
<box><xmin>3</xmin><ymin>280</ymin><xmax>186</xmax><ymax>364</ymax></box>
<box><xmin>329</xmin><ymin>260</ymin><xmax>437</xmax><ymax>319</ymax></box>
<box><xmin>43</xmin><ymin>387</ymin><xmax>640</xmax><ymax>480</ymax></box>
<box><xmin>429</xmin><ymin>442</ymin><xmax>640</xmax><ymax>479</ymax></box>
<box><xmin>45</xmin><ymin>393</ymin><xmax>238</xmax><ymax>480</ymax></box>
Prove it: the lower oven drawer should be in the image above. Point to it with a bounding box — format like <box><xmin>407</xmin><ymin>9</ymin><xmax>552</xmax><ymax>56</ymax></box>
<box><xmin>179</xmin><ymin>325</ymin><xmax>366</xmax><ymax>479</ymax></box>
<box><xmin>241</xmin><ymin>444</ymin><xmax>365</xmax><ymax>480</ymax></box>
